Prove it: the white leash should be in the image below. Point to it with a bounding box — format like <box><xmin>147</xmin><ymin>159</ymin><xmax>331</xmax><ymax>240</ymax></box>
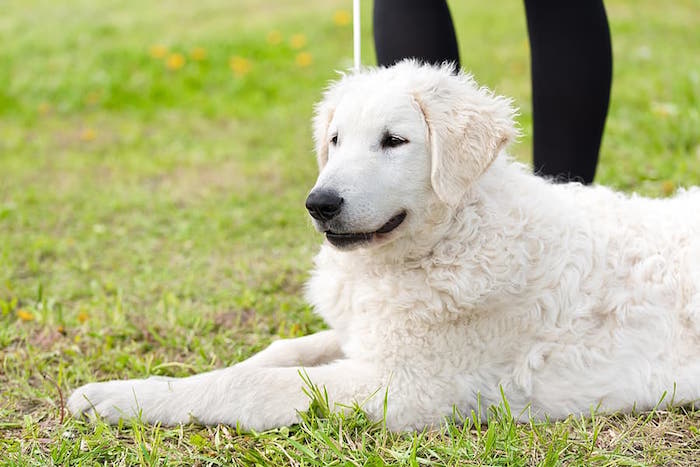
<box><xmin>353</xmin><ymin>0</ymin><xmax>361</xmax><ymax>70</ymax></box>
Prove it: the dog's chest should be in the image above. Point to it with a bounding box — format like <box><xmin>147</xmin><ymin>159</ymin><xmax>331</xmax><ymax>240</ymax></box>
<box><xmin>306</xmin><ymin>248</ymin><xmax>533</xmax><ymax>368</ymax></box>
<box><xmin>307</xmin><ymin>253</ymin><xmax>427</xmax><ymax>333</ymax></box>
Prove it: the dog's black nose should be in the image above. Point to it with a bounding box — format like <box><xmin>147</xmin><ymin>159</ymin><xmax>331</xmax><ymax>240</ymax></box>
<box><xmin>305</xmin><ymin>189</ymin><xmax>344</xmax><ymax>221</ymax></box>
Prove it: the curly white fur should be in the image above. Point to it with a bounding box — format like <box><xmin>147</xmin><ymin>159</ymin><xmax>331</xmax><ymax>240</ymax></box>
<box><xmin>68</xmin><ymin>61</ymin><xmax>700</xmax><ymax>431</ymax></box>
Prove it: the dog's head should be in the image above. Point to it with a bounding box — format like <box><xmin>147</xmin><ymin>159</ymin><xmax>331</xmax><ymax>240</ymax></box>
<box><xmin>306</xmin><ymin>60</ymin><xmax>517</xmax><ymax>251</ymax></box>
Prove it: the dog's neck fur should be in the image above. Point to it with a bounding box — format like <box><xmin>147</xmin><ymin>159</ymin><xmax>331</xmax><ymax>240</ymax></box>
<box><xmin>309</xmin><ymin>154</ymin><xmax>594</xmax><ymax>324</ymax></box>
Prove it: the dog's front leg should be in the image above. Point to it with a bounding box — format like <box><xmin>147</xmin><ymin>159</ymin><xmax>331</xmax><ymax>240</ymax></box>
<box><xmin>67</xmin><ymin>330</ymin><xmax>359</xmax><ymax>429</ymax></box>
<box><xmin>240</xmin><ymin>329</ymin><xmax>343</xmax><ymax>367</ymax></box>
<box><xmin>67</xmin><ymin>359</ymin><xmax>382</xmax><ymax>430</ymax></box>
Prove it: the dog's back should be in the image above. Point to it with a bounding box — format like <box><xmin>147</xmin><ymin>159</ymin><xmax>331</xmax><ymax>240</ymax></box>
<box><xmin>554</xmin><ymin>182</ymin><xmax>700</xmax><ymax>411</ymax></box>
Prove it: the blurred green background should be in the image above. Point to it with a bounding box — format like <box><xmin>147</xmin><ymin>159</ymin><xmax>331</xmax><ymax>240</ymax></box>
<box><xmin>1</xmin><ymin>0</ymin><xmax>699</xmax><ymax>464</ymax></box>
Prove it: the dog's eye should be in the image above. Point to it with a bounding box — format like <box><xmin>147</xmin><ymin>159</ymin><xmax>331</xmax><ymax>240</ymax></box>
<box><xmin>330</xmin><ymin>134</ymin><xmax>338</xmax><ymax>145</ymax></box>
<box><xmin>380</xmin><ymin>133</ymin><xmax>408</xmax><ymax>149</ymax></box>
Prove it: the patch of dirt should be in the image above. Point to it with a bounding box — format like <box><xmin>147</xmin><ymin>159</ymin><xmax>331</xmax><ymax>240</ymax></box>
<box><xmin>145</xmin><ymin>160</ymin><xmax>249</xmax><ymax>202</ymax></box>
<box><xmin>213</xmin><ymin>308</ymin><xmax>256</xmax><ymax>330</ymax></box>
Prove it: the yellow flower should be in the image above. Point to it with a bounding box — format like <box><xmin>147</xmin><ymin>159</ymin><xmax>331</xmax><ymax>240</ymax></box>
<box><xmin>166</xmin><ymin>53</ymin><xmax>185</xmax><ymax>70</ymax></box>
<box><xmin>84</xmin><ymin>91</ymin><xmax>100</xmax><ymax>106</ymax></box>
<box><xmin>266</xmin><ymin>30</ymin><xmax>282</xmax><ymax>45</ymax></box>
<box><xmin>296</xmin><ymin>51</ymin><xmax>312</xmax><ymax>67</ymax></box>
<box><xmin>661</xmin><ymin>180</ymin><xmax>675</xmax><ymax>196</ymax></box>
<box><xmin>149</xmin><ymin>44</ymin><xmax>168</xmax><ymax>59</ymax></box>
<box><xmin>17</xmin><ymin>309</ymin><xmax>34</xmax><ymax>321</ymax></box>
<box><xmin>229</xmin><ymin>56</ymin><xmax>251</xmax><ymax>77</ymax></box>
<box><xmin>333</xmin><ymin>10</ymin><xmax>351</xmax><ymax>26</ymax></box>
<box><xmin>190</xmin><ymin>47</ymin><xmax>207</xmax><ymax>61</ymax></box>
<box><xmin>37</xmin><ymin>102</ymin><xmax>51</xmax><ymax>116</ymax></box>
<box><xmin>80</xmin><ymin>128</ymin><xmax>96</xmax><ymax>142</ymax></box>
<box><xmin>78</xmin><ymin>311</ymin><xmax>90</xmax><ymax>323</ymax></box>
<box><xmin>290</xmin><ymin>33</ymin><xmax>307</xmax><ymax>49</ymax></box>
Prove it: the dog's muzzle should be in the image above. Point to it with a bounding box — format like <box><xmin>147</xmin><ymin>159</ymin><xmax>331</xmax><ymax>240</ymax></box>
<box><xmin>324</xmin><ymin>211</ymin><xmax>407</xmax><ymax>249</ymax></box>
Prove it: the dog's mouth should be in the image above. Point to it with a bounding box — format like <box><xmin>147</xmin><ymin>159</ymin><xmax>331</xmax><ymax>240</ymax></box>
<box><xmin>325</xmin><ymin>211</ymin><xmax>407</xmax><ymax>249</ymax></box>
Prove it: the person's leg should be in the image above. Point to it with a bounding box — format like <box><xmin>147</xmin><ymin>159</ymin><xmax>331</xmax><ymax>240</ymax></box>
<box><xmin>524</xmin><ymin>0</ymin><xmax>612</xmax><ymax>184</ymax></box>
<box><xmin>373</xmin><ymin>0</ymin><xmax>460</xmax><ymax>68</ymax></box>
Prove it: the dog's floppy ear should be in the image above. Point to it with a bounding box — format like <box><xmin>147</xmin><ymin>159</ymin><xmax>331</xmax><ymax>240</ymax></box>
<box><xmin>414</xmin><ymin>70</ymin><xmax>517</xmax><ymax>205</ymax></box>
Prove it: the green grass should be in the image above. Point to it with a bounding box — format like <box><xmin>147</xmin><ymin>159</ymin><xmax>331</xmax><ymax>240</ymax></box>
<box><xmin>1</xmin><ymin>0</ymin><xmax>699</xmax><ymax>464</ymax></box>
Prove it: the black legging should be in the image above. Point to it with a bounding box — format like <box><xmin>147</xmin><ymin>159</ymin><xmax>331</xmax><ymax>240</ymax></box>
<box><xmin>373</xmin><ymin>0</ymin><xmax>612</xmax><ymax>185</ymax></box>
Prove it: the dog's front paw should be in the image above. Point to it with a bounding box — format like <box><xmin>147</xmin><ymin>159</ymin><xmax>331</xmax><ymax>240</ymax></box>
<box><xmin>68</xmin><ymin>380</ymin><xmax>143</xmax><ymax>423</ymax></box>
<box><xmin>68</xmin><ymin>378</ymin><xmax>179</xmax><ymax>424</ymax></box>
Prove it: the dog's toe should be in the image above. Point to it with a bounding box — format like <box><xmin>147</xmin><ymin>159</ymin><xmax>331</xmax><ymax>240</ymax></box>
<box><xmin>67</xmin><ymin>383</ymin><xmax>101</xmax><ymax>417</ymax></box>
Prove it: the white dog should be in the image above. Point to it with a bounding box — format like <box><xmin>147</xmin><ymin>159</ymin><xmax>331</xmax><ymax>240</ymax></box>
<box><xmin>68</xmin><ymin>61</ymin><xmax>700</xmax><ymax>431</ymax></box>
